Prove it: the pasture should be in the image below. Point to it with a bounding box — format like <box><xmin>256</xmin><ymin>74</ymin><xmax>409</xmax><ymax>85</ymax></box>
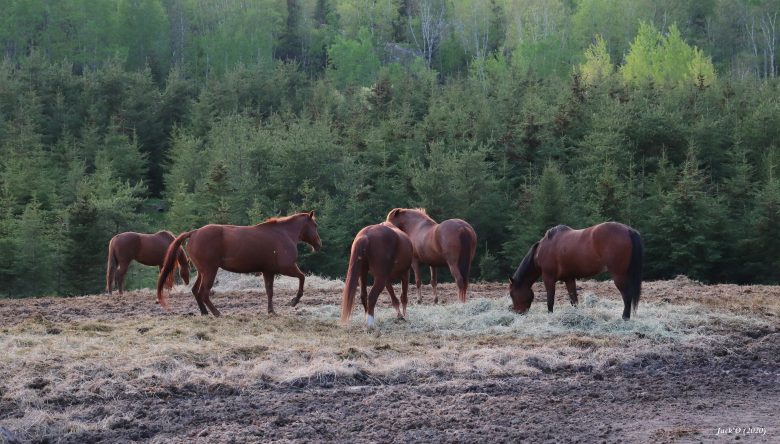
<box><xmin>0</xmin><ymin>274</ymin><xmax>777</xmax><ymax>443</ymax></box>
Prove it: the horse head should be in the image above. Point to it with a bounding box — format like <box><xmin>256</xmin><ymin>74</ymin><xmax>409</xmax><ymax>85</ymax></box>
<box><xmin>509</xmin><ymin>277</ymin><xmax>534</xmax><ymax>314</ymax></box>
<box><xmin>386</xmin><ymin>208</ymin><xmax>406</xmax><ymax>228</ymax></box>
<box><xmin>386</xmin><ymin>207</ymin><xmax>432</xmax><ymax>230</ymax></box>
<box><xmin>301</xmin><ymin>211</ymin><xmax>322</xmax><ymax>252</ymax></box>
<box><xmin>509</xmin><ymin>242</ymin><xmax>540</xmax><ymax>314</ymax></box>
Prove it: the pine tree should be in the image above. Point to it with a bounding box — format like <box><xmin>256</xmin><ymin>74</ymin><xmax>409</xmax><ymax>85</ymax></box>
<box><xmin>748</xmin><ymin>163</ymin><xmax>780</xmax><ymax>282</ymax></box>
<box><xmin>644</xmin><ymin>147</ymin><xmax>724</xmax><ymax>280</ymax></box>
<box><xmin>63</xmin><ymin>195</ymin><xmax>103</xmax><ymax>295</ymax></box>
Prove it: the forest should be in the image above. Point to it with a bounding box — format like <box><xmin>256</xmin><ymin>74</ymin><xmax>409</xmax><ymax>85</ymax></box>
<box><xmin>1</xmin><ymin>0</ymin><xmax>780</xmax><ymax>297</ymax></box>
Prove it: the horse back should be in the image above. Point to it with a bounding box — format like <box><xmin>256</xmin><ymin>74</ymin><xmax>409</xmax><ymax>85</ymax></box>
<box><xmin>539</xmin><ymin>222</ymin><xmax>633</xmax><ymax>279</ymax></box>
<box><xmin>189</xmin><ymin>224</ymin><xmax>293</xmax><ymax>273</ymax></box>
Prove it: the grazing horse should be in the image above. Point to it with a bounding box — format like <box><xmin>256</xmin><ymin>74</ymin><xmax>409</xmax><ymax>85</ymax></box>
<box><xmin>340</xmin><ymin>222</ymin><xmax>413</xmax><ymax>328</ymax></box>
<box><xmin>157</xmin><ymin>212</ymin><xmax>321</xmax><ymax>316</ymax></box>
<box><xmin>386</xmin><ymin>208</ymin><xmax>477</xmax><ymax>304</ymax></box>
<box><xmin>106</xmin><ymin>231</ymin><xmax>190</xmax><ymax>295</ymax></box>
<box><xmin>509</xmin><ymin>222</ymin><xmax>643</xmax><ymax>319</ymax></box>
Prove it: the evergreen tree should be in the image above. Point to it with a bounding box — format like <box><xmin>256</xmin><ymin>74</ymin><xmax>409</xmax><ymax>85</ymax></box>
<box><xmin>644</xmin><ymin>147</ymin><xmax>724</xmax><ymax>280</ymax></box>
<box><xmin>63</xmin><ymin>195</ymin><xmax>103</xmax><ymax>295</ymax></box>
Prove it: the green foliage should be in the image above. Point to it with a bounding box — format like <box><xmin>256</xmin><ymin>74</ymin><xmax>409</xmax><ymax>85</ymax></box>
<box><xmin>1</xmin><ymin>2</ymin><xmax>780</xmax><ymax>297</ymax></box>
<box><xmin>643</xmin><ymin>147</ymin><xmax>724</xmax><ymax>281</ymax></box>
<box><xmin>621</xmin><ymin>22</ymin><xmax>716</xmax><ymax>87</ymax></box>
<box><xmin>504</xmin><ymin>161</ymin><xmax>572</xmax><ymax>265</ymax></box>
<box><xmin>327</xmin><ymin>28</ymin><xmax>381</xmax><ymax>88</ymax></box>
<box><xmin>578</xmin><ymin>35</ymin><xmax>613</xmax><ymax>86</ymax></box>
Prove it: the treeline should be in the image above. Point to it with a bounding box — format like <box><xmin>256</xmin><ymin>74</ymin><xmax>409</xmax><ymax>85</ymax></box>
<box><xmin>1</xmin><ymin>0</ymin><xmax>780</xmax><ymax>296</ymax></box>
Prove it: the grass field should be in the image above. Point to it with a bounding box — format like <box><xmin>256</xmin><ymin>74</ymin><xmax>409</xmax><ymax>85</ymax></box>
<box><xmin>0</xmin><ymin>274</ymin><xmax>777</xmax><ymax>443</ymax></box>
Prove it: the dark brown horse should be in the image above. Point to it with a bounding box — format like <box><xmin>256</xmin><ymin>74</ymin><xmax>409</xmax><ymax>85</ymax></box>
<box><xmin>106</xmin><ymin>231</ymin><xmax>190</xmax><ymax>295</ymax></box>
<box><xmin>386</xmin><ymin>208</ymin><xmax>477</xmax><ymax>304</ymax></box>
<box><xmin>341</xmin><ymin>222</ymin><xmax>413</xmax><ymax>328</ymax></box>
<box><xmin>509</xmin><ymin>222</ymin><xmax>643</xmax><ymax>319</ymax></box>
<box><xmin>157</xmin><ymin>212</ymin><xmax>321</xmax><ymax>316</ymax></box>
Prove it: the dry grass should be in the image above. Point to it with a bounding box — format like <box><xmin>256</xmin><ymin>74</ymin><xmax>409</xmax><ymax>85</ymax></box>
<box><xmin>0</xmin><ymin>277</ymin><xmax>777</xmax><ymax>442</ymax></box>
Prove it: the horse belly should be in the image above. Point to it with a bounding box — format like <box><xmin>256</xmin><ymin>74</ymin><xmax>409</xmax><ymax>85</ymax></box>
<box><xmin>221</xmin><ymin>254</ymin><xmax>272</xmax><ymax>274</ymax></box>
<box><xmin>553</xmin><ymin>249</ymin><xmax>603</xmax><ymax>280</ymax></box>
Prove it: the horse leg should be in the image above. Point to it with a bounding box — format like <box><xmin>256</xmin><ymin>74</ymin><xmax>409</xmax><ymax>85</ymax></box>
<box><xmin>283</xmin><ymin>264</ymin><xmax>305</xmax><ymax>307</ymax></box>
<box><xmin>565</xmin><ymin>279</ymin><xmax>579</xmax><ymax>307</ymax></box>
<box><xmin>430</xmin><ymin>267</ymin><xmax>439</xmax><ymax>304</ymax></box>
<box><xmin>197</xmin><ymin>269</ymin><xmax>220</xmax><ymax>317</ymax></box>
<box><xmin>412</xmin><ymin>259</ymin><xmax>423</xmax><ymax>304</ymax></box>
<box><xmin>366</xmin><ymin>277</ymin><xmax>387</xmax><ymax>329</ymax></box>
<box><xmin>360</xmin><ymin>276</ymin><xmax>368</xmax><ymax>312</ymax></box>
<box><xmin>543</xmin><ymin>276</ymin><xmax>556</xmax><ymax>313</ymax></box>
<box><xmin>191</xmin><ymin>274</ymin><xmax>208</xmax><ymax>315</ymax></box>
<box><xmin>400</xmin><ymin>269</ymin><xmax>409</xmax><ymax>318</ymax></box>
<box><xmin>614</xmin><ymin>275</ymin><xmax>632</xmax><ymax>320</ymax></box>
<box><xmin>386</xmin><ymin>283</ymin><xmax>403</xmax><ymax>319</ymax></box>
<box><xmin>115</xmin><ymin>260</ymin><xmax>130</xmax><ymax>295</ymax></box>
<box><xmin>446</xmin><ymin>261</ymin><xmax>467</xmax><ymax>303</ymax></box>
<box><xmin>263</xmin><ymin>272</ymin><xmax>276</xmax><ymax>315</ymax></box>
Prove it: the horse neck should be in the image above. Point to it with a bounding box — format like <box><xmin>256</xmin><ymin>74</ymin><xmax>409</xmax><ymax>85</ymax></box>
<box><xmin>273</xmin><ymin>215</ymin><xmax>307</xmax><ymax>241</ymax></box>
<box><xmin>521</xmin><ymin>266</ymin><xmax>542</xmax><ymax>287</ymax></box>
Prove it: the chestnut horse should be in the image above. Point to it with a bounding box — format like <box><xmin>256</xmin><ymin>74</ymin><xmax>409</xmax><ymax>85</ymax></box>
<box><xmin>509</xmin><ymin>222</ymin><xmax>643</xmax><ymax>319</ymax></box>
<box><xmin>386</xmin><ymin>208</ymin><xmax>477</xmax><ymax>304</ymax></box>
<box><xmin>340</xmin><ymin>222</ymin><xmax>413</xmax><ymax>328</ymax></box>
<box><xmin>106</xmin><ymin>231</ymin><xmax>190</xmax><ymax>295</ymax></box>
<box><xmin>157</xmin><ymin>212</ymin><xmax>321</xmax><ymax>316</ymax></box>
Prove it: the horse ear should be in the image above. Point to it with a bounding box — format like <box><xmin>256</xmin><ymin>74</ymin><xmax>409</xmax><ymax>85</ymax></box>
<box><xmin>308</xmin><ymin>210</ymin><xmax>316</xmax><ymax>219</ymax></box>
<box><xmin>389</xmin><ymin>208</ymin><xmax>402</xmax><ymax>218</ymax></box>
<box><xmin>509</xmin><ymin>277</ymin><xmax>514</xmax><ymax>285</ymax></box>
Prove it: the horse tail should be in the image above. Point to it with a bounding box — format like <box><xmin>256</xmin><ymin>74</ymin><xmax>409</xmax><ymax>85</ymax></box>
<box><xmin>164</xmin><ymin>258</ymin><xmax>177</xmax><ymax>291</ymax></box>
<box><xmin>177</xmin><ymin>248</ymin><xmax>191</xmax><ymax>285</ymax></box>
<box><xmin>341</xmin><ymin>235</ymin><xmax>368</xmax><ymax>324</ymax></box>
<box><xmin>105</xmin><ymin>237</ymin><xmax>118</xmax><ymax>293</ymax></box>
<box><xmin>457</xmin><ymin>228</ymin><xmax>474</xmax><ymax>302</ymax></box>
<box><xmin>627</xmin><ymin>229</ymin><xmax>644</xmax><ymax>315</ymax></box>
<box><xmin>157</xmin><ymin>231</ymin><xmax>193</xmax><ymax>309</ymax></box>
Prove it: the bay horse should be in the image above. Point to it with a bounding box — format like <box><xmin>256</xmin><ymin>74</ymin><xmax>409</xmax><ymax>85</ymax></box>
<box><xmin>386</xmin><ymin>208</ymin><xmax>477</xmax><ymax>304</ymax></box>
<box><xmin>106</xmin><ymin>231</ymin><xmax>190</xmax><ymax>295</ymax></box>
<box><xmin>340</xmin><ymin>222</ymin><xmax>413</xmax><ymax>328</ymax></box>
<box><xmin>509</xmin><ymin>222</ymin><xmax>643</xmax><ymax>319</ymax></box>
<box><xmin>157</xmin><ymin>211</ymin><xmax>321</xmax><ymax>316</ymax></box>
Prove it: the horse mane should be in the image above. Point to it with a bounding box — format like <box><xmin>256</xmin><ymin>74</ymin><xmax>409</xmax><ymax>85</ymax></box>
<box><xmin>545</xmin><ymin>224</ymin><xmax>571</xmax><ymax>240</ymax></box>
<box><xmin>407</xmin><ymin>208</ymin><xmax>436</xmax><ymax>222</ymax></box>
<box><xmin>512</xmin><ymin>242</ymin><xmax>539</xmax><ymax>286</ymax></box>
<box><xmin>263</xmin><ymin>214</ymin><xmax>298</xmax><ymax>224</ymax></box>
<box><xmin>261</xmin><ymin>212</ymin><xmax>314</xmax><ymax>225</ymax></box>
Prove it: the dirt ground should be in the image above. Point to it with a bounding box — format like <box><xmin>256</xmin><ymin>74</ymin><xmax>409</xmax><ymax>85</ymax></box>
<box><xmin>0</xmin><ymin>278</ymin><xmax>778</xmax><ymax>443</ymax></box>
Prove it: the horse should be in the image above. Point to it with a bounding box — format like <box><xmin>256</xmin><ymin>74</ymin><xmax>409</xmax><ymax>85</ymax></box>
<box><xmin>509</xmin><ymin>222</ymin><xmax>643</xmax><ymax>319</ymax></box>
<box><xmin>340</xmin><ymin>222</ymin><xmax>413</xmax><ymax>328</ymax></box>
<box><xmin>386</xmin><ymin>208</ymin><xmax>477</xmax><ymax>304</ymax></box>
<box><xmin>106</xmin><ymin>231</ymin><xmax>190</xmax><ymax>295</ymax></box>
<box><xmin>157</xmin><ymin>211</ymin><xmax>321</xmax><ymax>316</ymax></box>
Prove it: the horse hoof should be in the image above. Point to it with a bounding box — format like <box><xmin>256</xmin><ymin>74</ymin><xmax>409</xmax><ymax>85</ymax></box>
<box><xmin>395</xmin><ymin>315</ymin><xmax>406</xmax><ymax>322</ymax></box>
<box><xmin>288</xmin><ymin>297</ymin><xmax>300</xmax><ymax>307</ymax></box>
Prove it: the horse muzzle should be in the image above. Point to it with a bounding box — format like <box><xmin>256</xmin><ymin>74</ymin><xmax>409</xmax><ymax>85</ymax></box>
<box><xmin>509</xmin><ymin>303</ymin><xmax>529</xmax><ymax>314</ymax></box>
